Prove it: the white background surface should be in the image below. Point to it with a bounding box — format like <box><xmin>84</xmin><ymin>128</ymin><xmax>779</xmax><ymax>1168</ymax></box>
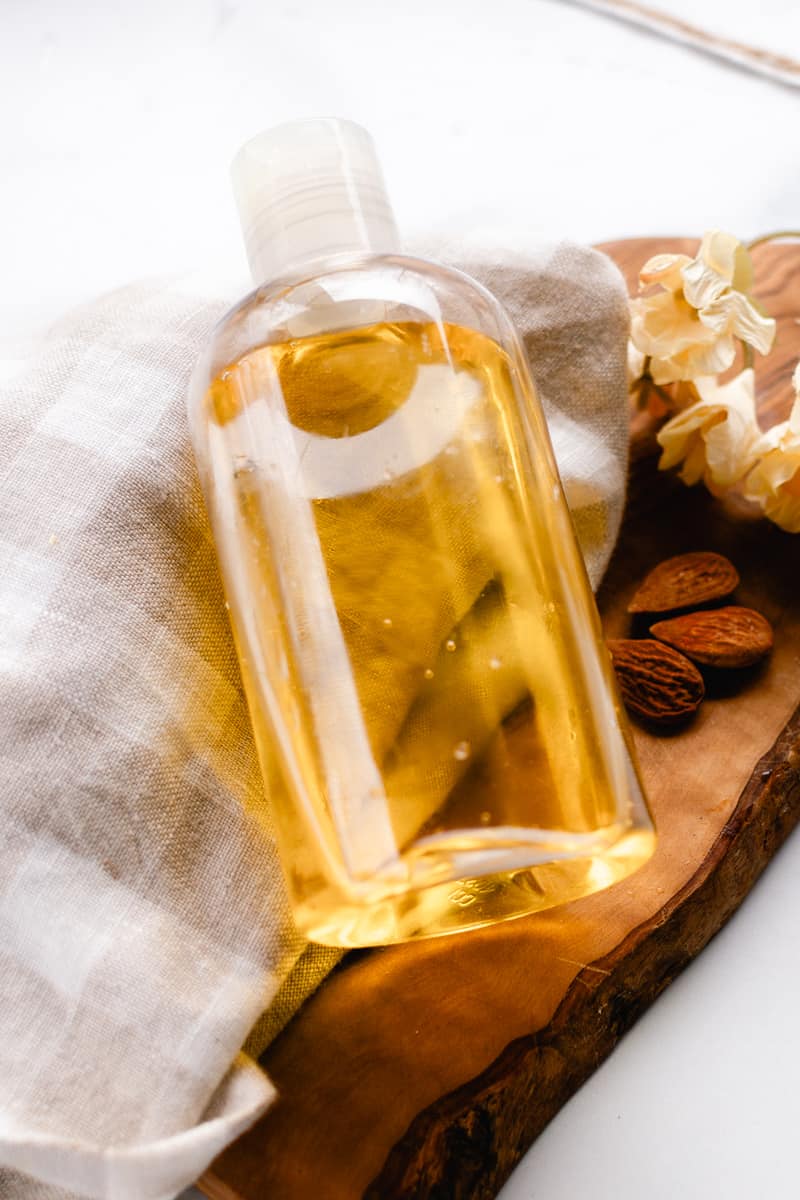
<box><xmin>2</xmin><ymin>1</ymin><xmax>800</xmax><ymax>1197</ymax></box>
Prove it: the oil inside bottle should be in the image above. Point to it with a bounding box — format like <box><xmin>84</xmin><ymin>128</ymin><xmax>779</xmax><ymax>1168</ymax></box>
<box><xmin>202</xmin><ymin>319</ymin><xmax>653</xmax><ymax>945</ymax></box>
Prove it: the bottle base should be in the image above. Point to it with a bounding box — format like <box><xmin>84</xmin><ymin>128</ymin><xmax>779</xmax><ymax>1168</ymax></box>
<box><xmin>293</xmin><ymin>826</ymin><xmax>655</xmax><ymax>947</ymax></box>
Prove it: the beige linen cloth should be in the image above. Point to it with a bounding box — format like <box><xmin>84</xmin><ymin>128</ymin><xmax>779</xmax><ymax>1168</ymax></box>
<box><xmin>0</xmin><ymin>238</ymin><xmax>630</xmax><ymax>1200</ymax></box>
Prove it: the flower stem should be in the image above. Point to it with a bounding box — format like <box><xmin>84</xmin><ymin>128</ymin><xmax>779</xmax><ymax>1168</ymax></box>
<box><xmin>741</xmin><ymin>340</ymin><xmax>754</xmax><ymax>369</ymax></box>
<box><xmin>747</xmin><ymin>230</ymin><xmax>800</xmax><ymax>251</ymax></box>
<box><xmin>637</xmin><ymin>357</ymin><xmax>673</xmax><ymax>406</ymax></box>
<box><xmin>630</xmin><ymin>355</ymin><xmax>653</xmax><ymax>409</ymax></box>
<box><xmin>651</xmin><ymin>381</ymin><xmax>675</xmax><ymax>408</ymax></box>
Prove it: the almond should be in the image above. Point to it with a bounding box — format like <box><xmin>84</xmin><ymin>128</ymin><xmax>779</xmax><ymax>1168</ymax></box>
<box><xmin>607</xmin><ymin>638</ymin><xmax>705</xmax><ymax>726</ymax></box>
<box><xmin>650</xmin><ymin>605</ymin><xmax>773</xmax><ymax>668</ymax></box>
<box><xmin>627</xmin><ymin>551</ymin><xmax>739</xmax><ymax>614</ymax></box>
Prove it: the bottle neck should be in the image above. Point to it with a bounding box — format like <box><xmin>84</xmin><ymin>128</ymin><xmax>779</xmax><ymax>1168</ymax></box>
<box><xmin>231</xmin><ymin>119</ymin><xmax>401</xmax><ymax>286</ymax></box>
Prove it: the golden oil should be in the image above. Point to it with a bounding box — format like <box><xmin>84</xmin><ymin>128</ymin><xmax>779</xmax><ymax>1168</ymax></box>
<box><xmin>193</xmin><ymin>315</ymin><xmax>654</xmax><ymax>945</ymax></box>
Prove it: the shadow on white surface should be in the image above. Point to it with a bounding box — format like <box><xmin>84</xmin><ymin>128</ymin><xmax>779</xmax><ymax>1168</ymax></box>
<box><xmin>499</xmin><ymin>815</ymin><xmax>800</xmax><ymax>1199</ymax></box>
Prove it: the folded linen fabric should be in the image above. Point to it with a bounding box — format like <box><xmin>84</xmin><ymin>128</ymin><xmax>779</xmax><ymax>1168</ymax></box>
<box><xmin>0</xmin><ymin>237</ymin><xmax>630</xmax><ymax>1200</ymax></box>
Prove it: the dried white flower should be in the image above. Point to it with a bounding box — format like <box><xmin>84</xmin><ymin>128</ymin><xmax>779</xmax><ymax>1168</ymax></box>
<box><xmin>630</xmin><ymin>232</ymin><xmax>776</xmax><ymax>385</ymax></box>
<box><xmin>743</xmin><ymin>362</ymin><xmax>800</xmax><ymax>532</ymax></box>
<box><xmin>657</xmin><ymin>369</ymin><xmax>763</xmax><ymax>492</ymax></box>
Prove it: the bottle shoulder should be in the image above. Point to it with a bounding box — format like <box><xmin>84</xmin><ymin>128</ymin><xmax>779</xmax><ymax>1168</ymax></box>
<box><xmin>197</xmin><ymin>254</ymin><xmax>516</xmax><ymax>384</ymax></box>
<box><xmin>240</xmin><ymin>252</ymin><xmax>506</xmax><ymax>318</ymax></box>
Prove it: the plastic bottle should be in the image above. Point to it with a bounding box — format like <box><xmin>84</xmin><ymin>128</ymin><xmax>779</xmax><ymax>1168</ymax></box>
<box><xmin>187</xmin><ymin>119</ymin><xmax>654</xmax><ymax>947</ymax></box>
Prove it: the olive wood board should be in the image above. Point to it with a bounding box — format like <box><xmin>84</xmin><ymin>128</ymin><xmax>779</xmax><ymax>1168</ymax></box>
<box><xmin>200</xmin><ymin>239</ymin><xmax>800</xmax><ymax>1199</ymax></box>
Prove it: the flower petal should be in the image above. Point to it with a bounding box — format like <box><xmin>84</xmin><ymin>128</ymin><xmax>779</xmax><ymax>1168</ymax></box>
<box><xmin>745</xmin><ymin>454</ymin><xmax>800</xmax><ymax>531</ymax></box>
<box><xmin>682</xmin><ymin>256</ymin><xmax>727</xmax><ymax>310</ymax></box>
<box><xmin>694</xmin><ymin>367</ymin><xmax>758</xmax><ymax>415</ymax></box>
<box><xmin>790</xmin><ymin>362</ymin><xmax>800</xmax><ymax>433</ymax></box>
<box><xmin>639</xmin><ymin>253</ymin><xmax>693</xmax><ymax>291</ymax></box>
<box><xmin>679</xmin><ymin>435</ymin><xmax>710</xmax><ymax>485</ymax></box>
<box><xmin>630</xmin><ymin>289</ymin><xmax>730</xmax><ymax>383</ymax></box>
<box><xmin>700</xmin><ymin>291</ymin><xmax>776</xmax><ymax>354</ymax></box>
<box><xmin>681</xmin><ymin>232</ymin><xmax>752</xmax><ymax>309</ymax></box>
<box><xmin>703</xmin><ymin>408</ymin><xmax>761</xmax><ymax>487</ymax></box>
<box><xmin>742</xmin><ymin>369</ymin><xmax>800</xmax><ymax>530</ymax></box>
<box><xmin>630</xmin><ymin>292</ymin><xmax>707</xmax><ymax>353</ymax></box>
<box><xmin>748</xmin><ymin>442</ymin><xmax>800</xmax><ymax>491</ymax></box>
<box><xmin>764</xmin><ymin>492</ymin><xmax>800</xmax><ymax>532</ymax></box>
<box><xmin>649</xmin><ymin>335</ymin><xmax>736</xmax><ymax>384</ymax></box>
<box><xmin>702</xmin><ymin>231</ymin><xmax>743</xmax><ymax>278</ymax></box>
<box><xmin>627</xmin><ymin>341</ymin><xmax>646</xmax><ymax>385</ymax></box>
<box><xmin>657</xmin><ymin>419</ymin><xmax>699</xmax><ymax>471</ymax></box>
<box><xmin>657</xmin><ymin>369</ymin><xmax>762</xmax><ymax>489</ymax></box>
<box><xmin>731</xmin><ymin>241</ymin><xmax>755</xmax><ymax>294</ymax></box>
<box><xmin>657</xmin><ymin>400</ymin><xmax>722</xmax><ymax>470</ymax></box>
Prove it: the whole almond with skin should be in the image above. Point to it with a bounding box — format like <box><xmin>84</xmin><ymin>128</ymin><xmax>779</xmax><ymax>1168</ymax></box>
<box><xmin>628</xmin><ymin>551</ymin><xmax>739</xmax><ymax>614</ymax></box>
<box><xmin>650</xmin><ymin>606</ymin><xmax>773</xmax><ymax>668</ymax></box>
<box><xmin>607</xmin><ymin>638</ymin><xmax>705</xmax><ymax>726</ymax></box>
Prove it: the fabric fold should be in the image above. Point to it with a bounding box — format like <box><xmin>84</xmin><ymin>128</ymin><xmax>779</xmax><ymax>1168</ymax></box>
<box><xmin>0</xmin><ymin>1055</ymin><xmax>273</xmax><ymax>1200</ymax></box>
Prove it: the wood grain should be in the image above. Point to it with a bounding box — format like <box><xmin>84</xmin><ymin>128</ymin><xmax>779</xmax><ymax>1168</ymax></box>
<box><xmin>201</xmin><ymin>240</ymin><xmax>800</xmax><ymax>1200</ymax></box>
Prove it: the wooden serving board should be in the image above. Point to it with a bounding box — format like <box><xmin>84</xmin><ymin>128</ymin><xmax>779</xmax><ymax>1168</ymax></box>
<box><xmin>201</xmin><ymin>240</ymin><xmax>800</xmax><ymax>1200</ymax></box>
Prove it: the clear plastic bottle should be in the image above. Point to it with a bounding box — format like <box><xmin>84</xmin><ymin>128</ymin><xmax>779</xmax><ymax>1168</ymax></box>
<box><xmin>187</xmin><ymin>119</ymin><xmax>655</xmax><ymax>947</ymax></box>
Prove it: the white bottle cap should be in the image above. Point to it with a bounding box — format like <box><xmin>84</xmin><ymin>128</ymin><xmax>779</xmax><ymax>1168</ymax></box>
<box><xmin>231</xmin><ymin>119</ymin><xmax>401</xmax><ymax>285</ymax></box>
